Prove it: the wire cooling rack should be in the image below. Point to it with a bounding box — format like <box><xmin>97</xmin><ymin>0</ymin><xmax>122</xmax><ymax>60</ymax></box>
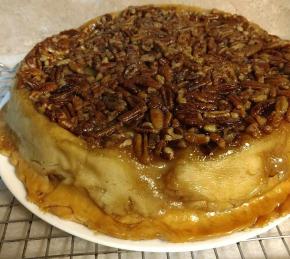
<box><xmin>1</xmin><ymin>65</ymin><xmax>290</xmax><ymax>259</ymax></box>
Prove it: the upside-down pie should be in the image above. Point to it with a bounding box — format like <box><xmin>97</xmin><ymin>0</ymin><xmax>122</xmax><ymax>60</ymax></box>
<box><xmin>1</xmin><ymin>5</ymin><xmax>290</xmax><ymax>241</ymax></box>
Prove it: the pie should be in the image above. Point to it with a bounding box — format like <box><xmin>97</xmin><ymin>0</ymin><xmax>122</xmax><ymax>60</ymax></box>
<box><xmin>1</xmin><ymin>5</ymin><xmax>290</xmax><ymax>242</ymax></box>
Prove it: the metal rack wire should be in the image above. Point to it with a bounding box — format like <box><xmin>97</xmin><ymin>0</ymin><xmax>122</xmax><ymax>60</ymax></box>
<box><xmin>1</xmin><ymin>64</ymin><xmax>290</xmax><ymax>259</ymax></box>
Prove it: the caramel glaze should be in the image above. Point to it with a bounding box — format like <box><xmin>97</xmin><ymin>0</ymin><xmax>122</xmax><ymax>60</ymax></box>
<box><xmin>1</xmin><ymin>111</ymin><xmax>290</xmax><ymax>242</ymax></box>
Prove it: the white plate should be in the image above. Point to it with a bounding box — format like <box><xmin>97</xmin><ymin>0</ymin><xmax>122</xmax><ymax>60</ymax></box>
<box><xmin>0</xmin><ymin>154</ymin><xmax>289</xmax><ymax>252</ymax></box>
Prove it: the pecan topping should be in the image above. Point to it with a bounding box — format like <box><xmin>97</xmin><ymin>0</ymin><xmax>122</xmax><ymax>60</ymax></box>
<box><xmin>18</xmin><ymin>5</ymin><xmax>290</xmax><ymax>163</ymax></box>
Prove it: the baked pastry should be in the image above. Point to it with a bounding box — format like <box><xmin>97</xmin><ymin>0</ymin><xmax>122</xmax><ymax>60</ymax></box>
<box><xmin>1</xmin><ymin>5</ymin><xmax>290</xmax><ymax>242</ymax></box>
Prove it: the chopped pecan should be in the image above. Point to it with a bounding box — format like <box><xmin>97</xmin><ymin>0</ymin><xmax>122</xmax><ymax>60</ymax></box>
<box><xmin>162</xmin><ymin>147</ymin><xmax>174</xmax><ymax>160</ymax></box>
<box><xmin>95</xmin><ymin>123</ymin><xmax>122</xmax><ymax>138</ymax></box>
<box><xmin>150</xmin><ymin>108</ymin><xmax>164</xmax><ymax>130</ymax></box>
<box><xmin>18</xmin><ymin>5</ymin><xmax>290</xmax><ymax>163</ymax></box>
<box><xmin>275</xmin><ymin>96</ymin><xmax>289</xmax><ymax>114</ymax></box>
<box><xmin>118</xmin><ymin>106</ymin><xmax>147</xmax><ymax>124</ymax></box>
<box><xmin>246</xmin><ymin>123</ymin><xmax>262</xmax><ymax>138</ymax></box>
<box><xmin>184</xmin><ymin>133</ymin><xmax>210</xmax><ymax>144</ymax></box>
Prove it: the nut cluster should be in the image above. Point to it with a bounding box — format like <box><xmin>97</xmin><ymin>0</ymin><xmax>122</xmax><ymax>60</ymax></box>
<box><xmin>17</xmin><ymin>5</ymin><xmax>290</xmax><ymax>163</ymax></box>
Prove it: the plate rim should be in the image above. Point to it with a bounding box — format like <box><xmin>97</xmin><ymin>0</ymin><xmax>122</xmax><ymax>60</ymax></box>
<box><xmin>0</xmin><ymin>154</ymin><xmax>289</xmax><ymax>252</ymax></box>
